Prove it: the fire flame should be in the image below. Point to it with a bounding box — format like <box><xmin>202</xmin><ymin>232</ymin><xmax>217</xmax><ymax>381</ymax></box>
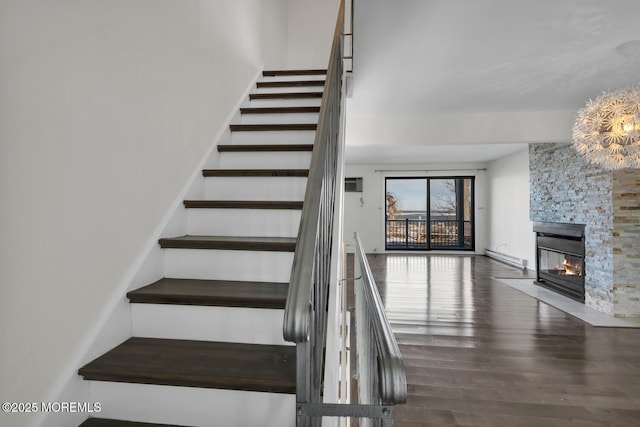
<box><xmin>554</xmin><ymin>257</ymin><xmax>582</xmax><ymax>276</ymax></box>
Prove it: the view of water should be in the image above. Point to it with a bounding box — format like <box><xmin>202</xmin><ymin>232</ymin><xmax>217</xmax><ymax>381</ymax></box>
<box><xmin>391</xmin><ymin>211</ymin><xmax>455</xmax><ymax>221</ymax></box>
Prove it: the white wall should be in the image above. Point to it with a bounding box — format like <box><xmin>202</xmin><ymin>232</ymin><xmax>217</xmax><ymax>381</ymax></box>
<box><xmin>343</xmin><ymin>150</ymin><xmax>536</xmax><ymax>271</ymax></box>
<box><xmin>487</xmin><ymin>148</ymin><xmax>536</xmax><ymax>269</ymax></box>
<box><xmin>0</xmin><ymin>1</ymin><xmax>293</xmax><ymax>426</ymax></box>
<box><xmin>343</xmin><ymin>163</ymin><xmax>489</xmax><ymax>253</ymax></box>
<box><xmin>286</xmin><ymin>0</ymin><xmax>341</xmax><ymax>69</ymax></box>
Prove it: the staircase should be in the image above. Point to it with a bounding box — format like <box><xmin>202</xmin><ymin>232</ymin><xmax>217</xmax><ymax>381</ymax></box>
<box><xmin>77</xmin><ymin>69</ymin><xmax>326</xmax><ymax>427</ymax></box>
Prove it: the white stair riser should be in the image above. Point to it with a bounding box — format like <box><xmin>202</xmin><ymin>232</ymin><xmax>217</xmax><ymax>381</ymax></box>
<box><xmin>89</xmin><ymin>381</ymin><xmax>295</xmax><ymax>427</ymax></box>
<box><xmin>204</xmin><ymin>176</ymin><xmax>307</xmax><ymax>201</ymax></box>
<box><xmin>255</xmin><ymin>86</ymin><xmax>323</xmax><ymax>94</ymax></box>
<box><xmin>131</xmin><ymin>304</ymin><xmax>289</xmax><ymax>345</ymax></box>
<box><xmin>219</xmin><ymin>151</ymin><xmax>312</xmax><ymax>169</ymax></box>
<box><xmin>249</xmin><ymin>98</ymin><xmax>322</xmax><ymax>108</ymax></box>
<box><xmin>231</xmin><ymin>130</ymin><xmax>316</xmax><ymax>145</ymax></box>
<box><xmin>239</xmin><ymin>112</ymin><xmax>319</xmax><ymax>124</ymax></box>
<box><xmin>187</xmin><ymin>209</ymin><xmax>301</xmax><ymax>237</ymax></box>
<box><xmin>164</xmin><ymin>248</ymin><xmax>293</xmax><ymax>283</ymax></box>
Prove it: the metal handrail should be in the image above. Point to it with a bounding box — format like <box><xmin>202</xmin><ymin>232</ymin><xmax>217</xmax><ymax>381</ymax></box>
<box><xmin>282</xmin><ymin>0</ymin><xmax>405</xmax><ymax>424</ymax></box>
<box><xmin>283</xmin><ymin>0</ymin><xmax>345</xmax><ymax>345</ymax></box>
<box><xmin>283</xmin><ymin>2</ymin><xmax>345</xmax><ymax>423</ymax></box>
<box><xmin>354</xmin><ymin>233</ymin><xmax>407</xmax><ymax>405</ymax></box>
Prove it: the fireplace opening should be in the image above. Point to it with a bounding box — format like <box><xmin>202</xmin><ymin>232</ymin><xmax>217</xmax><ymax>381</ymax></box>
<box><xmin>540</xmin><ymin>250</ymin><xmax>583</xmax><ymax>277</ymax></box>
<box><xmin>533</xmin><ymin>222</ymin><xmax>586</xmax><ymax>303</ymax></box>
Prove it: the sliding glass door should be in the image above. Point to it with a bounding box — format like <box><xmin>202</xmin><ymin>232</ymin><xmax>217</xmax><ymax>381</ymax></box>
<box><xmin>385</xmin><ymin>177</ymin><xmax>474</xmax><ymax>250</ymax></box>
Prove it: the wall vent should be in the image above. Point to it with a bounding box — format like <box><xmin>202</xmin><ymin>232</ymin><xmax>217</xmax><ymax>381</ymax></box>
<box><xmin>345</xmin><ymin>177</ymin><xmax>363</xmax><ymax>192</ymax></box>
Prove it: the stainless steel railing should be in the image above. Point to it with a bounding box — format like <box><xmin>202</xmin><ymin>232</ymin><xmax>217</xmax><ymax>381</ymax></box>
<box><xmin>283</xmin><ymin>0</ymin><xmax>406</xmax><ymax>425</ymax></box>
<box><xmin>282</xmin><ymin>0</ymin><xmax>345</xmax><ymax>423</ymax></box>
<box><xmin>354</xmin><ymin>233</ymin><xmax>407</xmax><ymax>415</ymax></box>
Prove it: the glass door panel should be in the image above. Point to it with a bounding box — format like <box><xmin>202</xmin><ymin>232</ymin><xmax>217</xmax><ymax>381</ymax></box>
<box><xmin>385</xmin><ymin>177</ymin><xmax>474</xmax><ymax>250</ymax></box>
<box><xmin>429</xmin><ymin>179</ymin><xmax>457</xmax><ymax>248</ymax></box>
<box><xmin>385</xmin><ymin>178</ymin><xmax>427</xmax><ymax>249</ymax></box>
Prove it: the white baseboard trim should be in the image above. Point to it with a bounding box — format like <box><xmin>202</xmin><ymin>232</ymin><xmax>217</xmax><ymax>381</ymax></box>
<box><xmin>485</xmin><ymin>248</ymin><xmax>527</xmax><ymax>270</ymax></box>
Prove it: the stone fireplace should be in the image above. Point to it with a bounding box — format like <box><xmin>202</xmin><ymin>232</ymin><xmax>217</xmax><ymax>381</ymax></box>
<box><xmin>534</xmin><ymin>222</ymin><xmax>585</xmax><ymax>303</ymax></box>
<box><xmin>529</xmin><ymin>143</ymin><xmax>640</xmax><ymax>318</ymax></box>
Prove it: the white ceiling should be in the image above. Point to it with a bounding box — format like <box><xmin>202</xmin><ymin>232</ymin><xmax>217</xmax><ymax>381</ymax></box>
<box><xmin>345</xmin><ymin>0</ymin><xmax>640</xmax><ymax>164</ymax></box>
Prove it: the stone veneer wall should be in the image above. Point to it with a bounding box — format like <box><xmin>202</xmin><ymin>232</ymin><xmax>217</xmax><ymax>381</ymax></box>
<box><xmin>612</xmin><ymin>171</ymin><xmax>640</xmax><ymax>317</ymax></box>
<box><xmin>530</xmin><ymin>143</ymin><xmax>640</xmax><ymax>317</ymax></box>
<box><xmin>529</xmin><ymin>143</ymin><xmax>615</xmax><ymax>315</ymax></box>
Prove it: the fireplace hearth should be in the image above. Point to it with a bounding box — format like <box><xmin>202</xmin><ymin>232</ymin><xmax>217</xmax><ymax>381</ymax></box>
<box><xmin>533</xmin><ymin>222</ymin><xmax>586</xmax><ymax>303</ymax></box>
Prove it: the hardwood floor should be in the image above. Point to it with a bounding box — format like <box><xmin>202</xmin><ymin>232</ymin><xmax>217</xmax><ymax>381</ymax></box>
<box><xmin>351</xmin><ymin>254</ymin><xmax>640</xmax><ymax>427</ymax></box>
<box><xmin>78</xmin><ymin>337</ymin><xmax>296</xmax><ymax>393</ymax></box>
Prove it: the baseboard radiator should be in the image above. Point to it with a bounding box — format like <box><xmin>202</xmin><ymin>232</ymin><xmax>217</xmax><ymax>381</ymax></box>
<box><xmin>484</xmin><ymin>249</ymin><xmax>527</xmax><ymax>270</ymax></box>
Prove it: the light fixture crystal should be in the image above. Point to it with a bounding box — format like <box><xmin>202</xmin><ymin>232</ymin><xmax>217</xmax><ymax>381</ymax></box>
<box><xmin>572</xmin><ymin>87</ymin><xmax>640</xmax><ymax>169</ymax></box>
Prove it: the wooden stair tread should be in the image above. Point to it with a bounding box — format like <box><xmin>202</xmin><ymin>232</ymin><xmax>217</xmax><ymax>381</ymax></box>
<box><xmin>78</xmin><ymin>338</ymin><xmax>296</xmax><ymax>394</ymax></box>
<box><xmin>263</xmin><ymin>69</ymin><xmax>326</xmax><ymax>76</ymax></box>
<box><xmin>127</xmin><ymin>278</ymin><xmax>288</xmax><ymax>309</ymax></box>
<box><xmin>202</xmin><ymin>169</ymin><xmax>308</xmax><ymax>177</ymax></box>
<box><xmin>183</xmin><ymin>200</ymin><xmax>303</xmax><ymax>209</ymax></box>
<box><xmin>229</xmin><ymin>123</ymin><xmax>316</xmax><ymax>131</ymax></box>
<box><xmin>80</xmin><ymin>419</ymin><xmax>183</xmax><ymax>427</ymax></box>
<box><xmin>159</xmin><ymin>235</ymin><xmax>297</xmax><ymax>252</ymax></box>
<box><xmin>249</xmin><ymin>92</ymin><xmax>323</xmax><ymax>100</ymax></box>
<box><xmin>257</xmin><ymin>80</ymin><xmax>325</xmax><ymax>88</ymax></box>
<box><xmin>240</xmin><ymin>106</ymin><xmax>320</xmax><ymax>114</ymax></box>
<box><xmin>217</xmin><ymin>144</ymin><xmax>313</xmax><ymax>153</ymax></box>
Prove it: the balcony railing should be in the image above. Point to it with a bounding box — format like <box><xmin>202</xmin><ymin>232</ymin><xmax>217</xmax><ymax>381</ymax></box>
<box><xmin>386</xmin><ymin>218</ymin><xmax>473</xmax><ymax>250</ymax></box>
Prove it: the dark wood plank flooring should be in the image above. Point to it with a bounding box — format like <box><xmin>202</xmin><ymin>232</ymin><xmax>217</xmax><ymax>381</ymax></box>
<box><xmin>79</xmin><ymin>419</ymin><xmax>182</xmax><ymax>427</ymax></box>
<box><xmin>239</xmin><ymin>106</ymin><xmax>321</xmax><ymax>114</ymax></box>
<box><xmin>248</xmin><ymin>92</ymin><xmax>323</xmax><ymax>100</ymax></box>
<box><xmin>217</xmin><ymin>144</ymin><xmax>314</xmax><ymax>152</ymax></box>
<box><xmin>201</xmin><ymin>168</ymin><xmax>308</xmax><ymax>177</ymax></box>
<box><xmin>257</xmin><ymin>80</ymin><xmax>325</xmax><ymax>88</ymax></box>
<box><xmin>351</xmin><ymin>254</ymin><xmax>640</xmax><ymax>427</ymax></box>
<box><xmin>158</xmin><ymin>235</ymin><xmax>297</xmax><ymax>252</ymax></box>
<box><xmin>262</xmin><ymin>69</ymin><xmax>326</xmax><ymax>76</ymax></box>
<box><xmin>182</xmin><ymin>200</ymin><xmax>303</xmax><ymax>210</ymax></box>
<box><xmin>229</xmin><ymin>123</ymin><xmax>317</xmax><ymax>132</ymax></box>
<box><xmin>127</xmin><ymin>278</ymin><xmax>288</xmax><ymax>308</ymax></box>
<box><xmin>78</xmin><ymin>338</ymin><xmax>296</xmax><ymax>394</ymax></box>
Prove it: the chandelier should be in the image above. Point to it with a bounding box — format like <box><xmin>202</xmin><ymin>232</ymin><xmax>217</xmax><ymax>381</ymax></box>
<box><xmin>572</xmin><ymin>87</ymin><xmax>640</xmax><ymax>169</ymax></box>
